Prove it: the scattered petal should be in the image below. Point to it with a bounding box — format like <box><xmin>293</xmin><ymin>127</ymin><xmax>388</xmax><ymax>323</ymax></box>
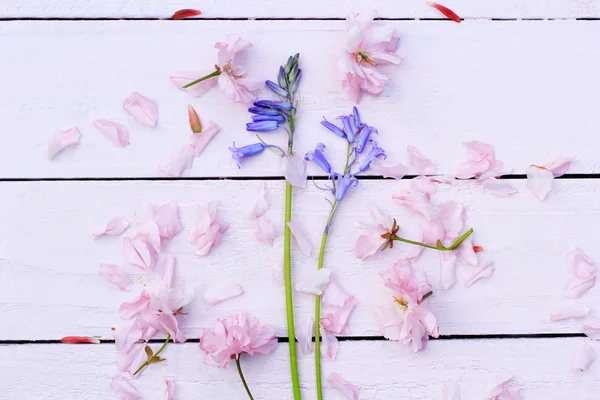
<box><xmin>171</xmin><ymin>9</ymin><xmax>202</xmax><ymax>19</ymax></box>
<box><xmin>296</xmin><ymin>269</ymin><xmax>332</xmax><ymax>295</ymax></box>
<box><xmin>441</xmin><ymin>382</ymin><xmax>461</xmax><ymax>400</ymax></box>
<box><xmin>563</xmin><ymin>249</ymin><xmax>597</xmax><ymax>299</ymax></box>
<box><xmin>487</xmin><ymin>373</ymin><xmax>521</xmax><ymax>400</ymax></box>
<box><xmin>246</xmin><ymin>181</ymin><xmax>268</xmax><ymax>217</ymax></box>
<box><xmin>328</xmin><ymin>372</ymin><xmax>359</xmax><ymax>400</ymax></box>
<box><xmin>549</xmin><ymin>301</ymin><xmax>590</xmax><ymax>322</ymax></box>
<box><xmin>160</xmin><ymin>145</ymin><xmax>195</xmax><ymax>178</ymax></box>
<box><xmin>582</xmin><ymin>321</ymin><xmax>600</xmax><ymax>340</ymax></box>
<box><xmin>464</xmin><ymin>261</ymin><xmax>495</xmax><ymax>287</ymax></box>
<box><xmin>203</xmin><ymin>281</ymin><xmax>244</xmax><ymax>306</ymax></box>
<box><xmin>482</xmin><ymin>178</ymin><xmax>517</xmax><ymax>197</ymax></box>
<box><xmin>99</xmin><ymin>263</ymin><xmax>132</xmax><ymax>290</ymax></box>
<box><xmin>93</xmin><ymin>119</ymin><xmax>130</xmax><ymax>147</ymax></box>
<box><xmin>407</xmin><ymin>145</ymin><xmax>435</xmax><ymax>175</ymax></box>
<box><xmin>369</xmin><ymin>160</ymin><xmax>408</xmax><ymax>179</ymax></box>
<box><xmin>287</xmin><ymin>220</ymin><xmax>314</xmax><ymax>256</ymax></box>
<box><xmin>439</xmin><ymin>252</ymin><xmax>458</xmax><ymax>290</ymax></box>
<box><xmin>320</xmin><ymin>325</ymin><xmax>339</xmax><ymax>361</ymax></box>
<box><xmin>111</xmin><ymin>375</ymin><xmax>144</xmax><ymax>400</ymax></box>
<box><xmin>93</xmin><ymin>216</ymin><xmax>130</xmax><ymax>238</ymax></box>
<box><xmin>527</xmin><ymin>165</ymin><xmax>554</xmax><ymax>200</ymax></box>
<box><xmin>171</xmin><ymin>70</ymin><xmax>218</xmax><ymax>97</ymax></box>
<box><xmin>254</xmin><ymin>214</ymin><xmax>275</xmax><ymax>246</ymax></box>
<box><xmin>189</xmin><ymin>121</ymin><xmax>221</xmax><ymax>156</ymax></box>
<box><xmin>48</xmin><ymin>127</ymin><xmax>81</xmax><ymax>159</ymax></box>
<box><xmin>188</xmin><ymin>105</ymin><xmax>202</xmax><ymax>133</ymax></box>
<box><xmin>123</xmin><ymin>237</ymin><xmax>158</xmax><ymax>271</ymax></box>
<box><xmin>322</xmin><ymin>276</ymin><xmax>351</xmax><ymax>308</ymax></box>
<box><xmin>153</xmin><ymin>202</ymin><xmax>182</xmax><ymax>239</ymax></box>
<box><xmin>165</xmin><ymin>377</ymin><xmax>175</xmax><ymax>399</ymax></box>
<box><xmin>427</xmin><ymin>2</ymin><xmax>461</xmax><ymax>22</ymax></box>
<box><xmin>60</xmin><ymin>336</ymin><xmax>100</xmax><ymax>344</ymax></box>
<box><xmin>189</xmin><ymin>201</ymin><xmax>228</xmax><ymax>256</ymax></box>
<box><xmin>282</xmin><ymin>154</ymin><xmax>308</xmax><ymax>188</ymax></box>
<box><xmin>296</xmin><ymin>315</ymin><xmax>315</xmax><ymax>356</ymax></box>
<box><xmin>571</xmin><ymin>341</ymin><xmax>596</xmax><ymax>372</ymax></box>
<box><xmin>123</xmin><ymin>92</ymin><xmax>159</xmax><ymax>127</ymax></box>
<box><xmin>321</xmin><ymin>296</ymin><xmax>357</xmax><ymax>335</ymax></box>
<box><xmin>547</xmin><ymin>156</ymin><xmax>571</xmax><ymax>177</ymax></box>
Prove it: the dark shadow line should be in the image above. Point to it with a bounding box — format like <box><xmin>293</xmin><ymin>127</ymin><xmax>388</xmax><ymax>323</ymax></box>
<box><xmin>1</xmin><ymin>17</ymin><xmax>598</xmax><ymax>22</ymax></box>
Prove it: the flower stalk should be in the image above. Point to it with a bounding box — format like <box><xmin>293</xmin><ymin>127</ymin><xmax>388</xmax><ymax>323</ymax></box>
<box><xmin>133</xmin><ymin>334</ymin><xmax>171</xmax><ymax>376</ymax></box>
<box><xmin>235</xmin><ymin>355</ymin><xmax>255</xmax><ymax>400</ymax></box>
<box><xmin>182</xmin><ymin>68</ymin><xmax>221</xmax><ymax>88</ymax></box>
<box><xmin>391</xmin><ymin>227</ymin><xmax>474</xmax><ymax>252</ymax></box>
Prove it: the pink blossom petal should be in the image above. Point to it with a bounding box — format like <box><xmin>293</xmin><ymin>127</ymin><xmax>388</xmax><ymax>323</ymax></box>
<box><xmin>355</xmin><ymin>231</ymin><xmax>385</xmax><ymax>260</ymax></box>
<box><xmin>464</xmin><ymin>261</ymin><xmax>495</xmax><ymax>287</ymax></box>
<box><xmin>48</xmin><ymin>127</ymin><xmax>81</xmax><ymax>159</ymax></box>
<box><xmin>123</xmin><ymin>92</ymin><xmax>158</xmax><ymax>127</ymax></box>
<box><xmin>368</xmin><ymin>160</ymin><xmax>408</xmax><ymax>179</ymax></box>
<box><xmin>582</xmin><ymin>321</ymin><xmax>600</xmax><ymax>339</ymax></box>
<box><xmin>123</xmin><ymin>237</ymin><xmax>158</xmax><ymax>271</ymax></box>
<box><xmin>296</xmin><ymin>315</ymin><xmax>314</xmax><ymax>356</ymax></box>
<box><xmin>549</xmin><ymin>301</ymin><xmax>590</xmax><ymax>321</ymax></box>
<box><xmin>153</xmin><ymin>202</ymin><xmax>182</xmax><ymax>240</ymax></box>
<box><xmin>93</xmin><ymin>119</ymin><xmax>130</xmax><ymax>147</ymax></box>
<box><xmin>321</xmin><ymin>296</ymin><xmax>357</xmax><ymax>334</ymax></box>
<box><xmin>160</xmin><ymin>145</ymin><xmax>195</xmax><ymax>177</ymax></box>
<box><xmin>327</xmin><ymin>372</ymin><xmax>359</xmax><ymax>400</ymax></box>
<box><xmin>156</xmin><ymin>254</ymin><xmax>176</xmax><ymax>288</ymax></box>
<box><xmin>282</xmin><ymin>154</ymin><xmax>308</xmax><ymax>188</ymax></box>
<box><xmin>320</xmin><ymin>325</ymin><xmax>339</xmax><ymax>361</ymax></box>
<box><xmin>563</xmin><ymin>249</ymin><xmax>597</xmax><ymax>298</ymax></box>
<box><xmin>114</xmin><ymin>319</ymin><xmax>144</xmax><ymax>354</ymax></box>
<box><xmin>203</xmin><ymin>281</ymin><xmax>244</xmax><ymax>306</ymax></box>
<box><xmin>246</xmin><ymin>181</ymin><xmax>269</xmax><ymax>217</ymax></box>
<box><xmin>456</xmin><ymin>237</ymin><xmax>478</xmax><ymax>266</ymax></box>
<box><xmin>171</xmin><ymin>70</ymin><xmax>217</xmax><ymax>97</ymax></box>
<box><xmin>438</xmin><ymin>201</ymin><xmax>465</xmax><ymax>240</ymax></box>
<box><xmin>440</xmin><ymin>252</ymin><xmax>458</xmax><ymax>290</ymax></box>
<box><xmin>481</xmin><ymin>178</ymin><xmax>517</xmax><ymax>197</ymax></box>
<box><xmin>407</xmin><ymin>145</ymin><xmax>435</xmax><ymax>175</ymax></box>
<box><xmin>487</xmin><ymin>373</ymin><xmax>521</xmax><ymax>399</ymax></box>
<box><xmin>189</xmin><ymin>201</ymin><xmax>228</xmax><ymax>256</ymax></box>
<box><xmin>296</xmin><ymin>269</ymin><xmax>332</xmax><ymax>295</ymax></box>
<box><xmin>547</xmin><ymin>156</ymin><xmax>571</xmax><ymax>177</ymax></box>
<box><xmin>60</xmin><ymin>336</ymin><xmax>101</xmax><ymax>344</ymax></box>
<box><xmin>571</xmin><ymin>341</ymin><xmax>596</xmax><ymax>372</ymax></box>
<box><xmin>189</xmin><ymin>121</ymin><xmax>220</xmax><ymax>156</ymax></box>
<box><xmin>254</xmin><ymin>214</ymin><xmax>275</xmax><ymax>246</ymax></box>
<box><xmin>441</xmin><ymin>382</ymin><xmax>461</xmax><ymax>400</ymax></box>
<box><xmin>527</xmin><ymin>165</ymin><xmax>554</xmax><ymax>200</ymax></box>
<box><xmin>165</xmin><ymin>378</ymin><xmax>175</xmax><ymax>400</ymax></box>
<box><xmin>110</xmin><ymin>375</ymin><xmax>143</xmax><ymax>400</ymax></box>
<box><xmin>135</xmin><ymin>222</ymin><xmax>162</xmax><ymax>252</ymax></box>
<box><xmin>322</xmin><ymin>277</ymin><xmax>351</xmax><ymax>308</ymax></box>
<box><xmin>287</xmin><ymin>220</ymin><xmax>313</xmax><ymax>256</ymax></box>
<box><xmin>93</xmin><ymin>216</ymin><xmax>130</xmax><ymax>238</ymax></box>
<box><xmin>217</xmin><ymin>72</ymin><xmax>259</xmax><ymax>103</ymax></box>
<box><xmin>215</xmin><ymin>33</ymin><xmax>253</xmax><ymax>65</ymax></box>
<box><xmin>99</xmin><ymin>263</ymin><xmax>132</xmax><ymax>290</ymax></box>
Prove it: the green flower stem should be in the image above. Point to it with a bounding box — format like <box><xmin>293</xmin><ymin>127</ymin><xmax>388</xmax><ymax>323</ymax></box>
<box><xmin>284</xmin><ymin>111</ymin><xmax>301</xmax><ymax>400</ymax></box>
<box><xmin>133</xmin><ymin>334</ymin><xmax>171</xmax><ymax>376</ymax></box>
<box><xmin>182</xmin><ymin>69</ymin><xmax>221</xmax><ymax>88</ymax></box>
<box><xmin>392</xmin><ymin>228</ymin><xmax>474</xmax><ymax>251</ymax></box>
<box><xmin>235</xmin><ymin>355</ymin><xmax>255</xmax><ymax>400</ymax></box>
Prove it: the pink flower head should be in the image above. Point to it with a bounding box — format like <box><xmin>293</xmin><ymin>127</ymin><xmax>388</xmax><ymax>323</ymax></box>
<box><xmin>189</xmin><ymin>200</ymin><xmax>229</xmax><ymax>256</ymax></box>
<box><xmin>339</xmin><ymin>9</ymin><xmax>401</xmax><ymax>103</ymax></box>
<box><xmin>379</xmin><ymin>260</ymin><xmax>432</xmax><ymax>304</ymax></box>
<box><xmin>456</xmin><ymin>141</ymin><xmax>515</xmax><ymax>197</ymax></box>
<box><xmin>355</xmin><ymin>205</ymin><xmax>395</xmax><ymax>260</ymax></box>
<box><xmin>199</xmin><ymin>313</ymin><xmax>277</xmax><ymax>367</ymax></box>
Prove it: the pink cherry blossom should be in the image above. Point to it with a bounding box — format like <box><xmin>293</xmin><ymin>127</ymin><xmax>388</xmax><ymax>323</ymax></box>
<box><xmin>486</xmin><ymin>373</ymin><xmax>522</xmax><ymax>400</ymax></box>
<box><xmin>48</xmin><ymin>127</ymin><xmax>81</xmax><ymax>159</ymax></box>
<box><xmin>287</xmin><ymin>219</ymin><xmax>314</xmax><ymax>256</ymax></box>
<box><xmin>165</xmin><ymin>378</ymin><xmax>175</xmax><ymax>400</ymax></box>
<box><xmin>110</xmin><ymin>375</ymin><xmax>143</xmax><ymax>400</ymax></box>
<box><xmin>189</xmin><ymin>200</ymin><xmax>228</xmax><ymax>256</ymax></box>
<box><xmin>407</xmin><ymin>145</ymin><xmax>435</xmax><ymax>175</ymax></box>
<box><xmin>379</xmin><ymin>259</ymin><xmax>432</xmax><ymax>304</ymax></box>
<box><xmin>563</xmin><ymin>248</ymin><xmax>596</xmax><ymax>298</ymax></box>
<box><xmin>355</xmin><ymin>205</ymin><xmax>395</xmax><ymax>260</ymax></box>
<box><xmin>99</xmin><ymin>263</ymin><xmax>132</xmax><ymax>290</ymax></box>
<box><xmin>328</xmin><ymin>372</ymin><xmax>359</xmax><ymax>400</ymax></box>
<box><xmin>123</xmin><ymin>92</ymin><xmax>159</xmax><ymax>127</ymax></box>
<box><xmin>254</xmin><ymin>214</ymin><xmax>275</xmax><ymax>246</ymax></box>
<box><xmin>571</xmin><ymin>341</ymin><xmax>596</xmax><ymax>372</ymax></box>
<box><xmin>339</xmin><ymin>9</ymin><xmax>400</xmax><ymax>103</ymax></box>
<box><xmin>203</xmin><ymin>281</ymin><xmax>244</xmax><ymax>306</ymax></box>
<box><xmin>199</xmin><ymin>313</ymin><xmax>277</xmax><ymax>367</ymax></box>
<box><xmin>93</xmin><ymin>119</ymin><xmax>130</xmax><ymax>147</ymax></box>
<box><xmin>93</xmin><ymin>216</ymin><xmax>130</xmax><ymax>238</ymax></box>
<box><xmin>549</xmin><ymin>301</ymin><xmax>590</xmax><ymax>322</ymax></box>
<box><xmin>456</xmin><ymin>141</ymin><xmax>515</xmax><ymax>196</ymax></box>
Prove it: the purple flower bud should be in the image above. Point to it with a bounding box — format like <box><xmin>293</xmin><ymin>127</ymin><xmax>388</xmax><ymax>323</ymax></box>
<box><xmin>229</xmin><ymin>142</ymin><xmax>266</xmax><ymax>168</ymax></box>
<box><xmin>254</xmin><ymin>100</ymin><xmax>293</xmax><ymax>111</ymax></box>
<box><xmin>248</xmin><ymin>106</ymin><xmax>281</xmax><ymax>116</ymax></box>
<box><xmin>358</xmin><ymin>141</ymin><xmax>386</xmax><ymax>172</ymax></box>
<box><xmin>353</xmin><ymin>106</ymin><xmax>362</xmax><ymax>130</ymax></box>
<box><xmin>304</xmin><ymin>143</ymin><xmax>332</xmax><ymax>175</ymax></box>
<box><xmin>320</xmin><ymin>118</ymin><xmax>346</xmax><ymax>139</ymax></box>
<box><xmin>266</xmin><ymin>80</ymin><xmax>289</xmax><ymax>98</ymax></box>
<box><xmin>278</xmin><ymin>66</ymin><xmax>288</xmax><ymax>89</ymax></box>
<box><xmin>338</xmin><ymin>115</ymin><xmax>357</xmax><ymax>143</ymax></box>
<box><xmin>333</xmin><ymin>172</ymin><xmax>358</xmax><ymax>201</ymax></box>
<box><xmin>355</xmin><ymin>125</ymin><xmax>378</xmax><ymax>154</ymax></box>
<box><xmin>246</xmin><ymin>120</ymin><xmax>279</xmax><ymax>132</ymax></box>
<box><xmin>291</xmin><ymin>69</ymin><xmax>302</xmax><ymax>93</ymax></box>
<box><xmin>252</xmin><ymin>114</ymin><xmax>286</xmax><ymax>123</ymax></box>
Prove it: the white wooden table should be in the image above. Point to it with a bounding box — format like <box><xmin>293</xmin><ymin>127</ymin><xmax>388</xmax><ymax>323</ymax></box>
<box><xmin>1</xmin><ymin>1</ymin><xmax>599</xmax><ymax>399</ymax></box>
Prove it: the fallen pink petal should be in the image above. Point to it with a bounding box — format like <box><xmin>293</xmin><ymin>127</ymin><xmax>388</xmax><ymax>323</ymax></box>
<box><xmin>110</xmin><ymin>375</ymin><xmax>144</xmax><ymax>400</ymax></box>
<box><xmin>487</xmin><ymin>373</ymin><xmax>522</xmax><ymax>400</ymax></box>
<box><xmin>368</xmin><ymin>160</ymin><xmax>408</xmax><ymax>179</ymax></box>
<box><xmin>93</xmin><ymin>119</ymin><xmax>130</xmax><ymax>147</ymax></box>
<box><xmin>99</xmin><ymin>263</ymin><xmax>132</xmax><ymax>290</ymax></box>
<box><xmin>47</xmin><ymin>127</ymin><xmax>81</xmax><ymax>159</ymax></box>
<box><xmin>354</xmin><ymin>204</ymin><xmax>394</xmax><ymax>260</ymax></box>
<box><xmin>571</xmin><ymin>341</ymin><xmax>596</xmax><ymax>372</ymax></box>
<box><xmin>165</xmin><ymin>377</ymin><xmax>175</xmax><ymax>399</ymax></box>
<box><xmin>60</xmin><ymin>336</ymin><xmax>101</xmax><ymax>344</ymax></box>
<box><xmin>407</xmin><ymin>145</ymin><xmax>435</xmax><ymax>175</ymax></box>
<box><xmin>287</xmin><ymin>219</ymin><xmax>314</xmax><ymax>256</ymax></box>
<box><xmin>282</xmin><ymin>154</ymin><xmax>308</xmax><ymax>188</ymax></box>
<box><xmin>203</xmin><ymin>281</ymin><xmax>244</xmax><ymax>305</ymax></box>
<box><xmin>123</xmin><ymin>92</ymin><xmax>159</xmax><ymax>127</ymax></box>
<box><xmin>481</xmin><ymin>177</ymin><xmax>517</xmax><ymax>197</ymax></box>
<box><xmin>123</xmin><ymin>236</ymin><xmax>158</xmax><ymax>271</ymax></box>
<box><xmin>328</xmin><ymin>372</ymin><xmax>359</xmax><ymax>400</ymax></box>
<box><xmin>464</xmin><ymin>261</ymin><xmax>495</xmax><ymax>287</ymax></box>
<box><xmin>549</xmin><ymin>301</ymin><xmax>590</xmax><ymax>321</ymax></box>
<box><xmin>320</xmin><ymin>324</ymin><xmax>339</xmax><ymax>361</ymax></box>
<box><xmin>171</xmin><ymin>70</ymin><xmax>218</xmax><ymax>97</ymax></box>
<box><xmin>295</xmin><ymin>268</ymin><xmax>332</xmax><ymax>295</ymax></box>
<box><xmin>547</xmin><ymin>156</ymin><xmax>571</xmax><ymax>177</ymax></box>
<box><xmin>441</xmin><ymin>382</ymin><xmax>461</xmax><ymax>400</ymax></box>
<box><xmin>527</xmin><ymin>165</ymin><xmax>554</xmax><ymax>200</ymax></box>
<box><xmin>189</xmin><ymin>200</ymin><xmax>229</xmax><ymax>256</ymax></box>
<box><xmin>563</xmin><ymin>248</ymin><xmax>597</xmax><ymax>298</ymax></box>
<box><xmin>245</xmin><ymin>181</ymin><xmax>269</xmax><ymax>217</ymax></box>
<box><xmin>296</xmin><ymin>315</ymin><xmax>315</xmax><ymax>356</ymax></box>
<box><xmin>93</xmin><ymin>216</ymin><xmax>130</xmax><ymax>238</ymax></box>
<box><xmin>582</xmin><ymin>321</ymin><xmax>600</xmax><ymax>339</ymax></box>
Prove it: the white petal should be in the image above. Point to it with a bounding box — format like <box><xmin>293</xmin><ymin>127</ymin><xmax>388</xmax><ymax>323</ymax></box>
<box><xmin>295</xmin><ymin>269</ymin><xmax>332</xmax><ymax>295</ymax></box>
<box><xmin>296</xmin><ymin>315</ymin><xmax>315</xmax><ymax>356</ymax></box>
<box><xmin>527</xmin><ymin>165</ymin><xmax>554</xmax><ymax>200</ymax></box>
<box><xmin>203</xmin><ymin>281</ymin><xmax>244</xmax><ymax>306</ymax></box>
<box><xmin>48</xmin><ymin>127</ymin><xmax>81</xmax><ymax>159</ymax></box>
<box><xmin>549</xmin><ymin>301</ymin><xmax>590</xmax><ymax>322</ymax></box>
<box><xmin>287</xmin><ymin>220</ymin><xmax>314</xmax><ymax>256</ymax></box>
<box><xmin>93</xmin><ymin>216</ymin><xmax>130</xmax><ymax>238</ymax></box>
<box><xmin>245</xmin><ymin>181</ymin><xmax>268</xmax><ymax>217</ymax></box>
<box><xmin>282</xmin><ymin>154</ymin><xmax>307</xmax><ymax>188</ymax></box>
<box><xmin>440</xmin><ymin>252</ymin><xmax>457</xmax><ymax>290</ymax></box>
<box><xmin>327</xmin><ymin>372</ymin><xmax>359</xmax><ymax>400</ymax></box>
<box><xmin>464</xmin><ymin>261</ymin><xmax>495</xmax><ymax>287</ymax></box>
<box><xmin>571</xmin><ymin>341</ymin><xmax>596</xmax><ymax>372</ymax></box>
<box><xmin>369</xmin><ymin>160</ymin><xmax>408</xmax><ymax>179</ymax></box>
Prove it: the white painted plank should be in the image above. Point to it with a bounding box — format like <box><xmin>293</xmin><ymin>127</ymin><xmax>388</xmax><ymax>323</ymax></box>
<box><xmin>1</xmin><ymin>179</ymin><xmax>599</xmax><ymax>340</ymax></box>
<box><xmin>3</xmin><ymin>0</ymin><xmax>600</xmax><ymax>19</ymax></box>
<box><xmin>1</xmin><ymin>20</ymin><xmax>600</xmax><ymax>178</ymax></box>
<box><xmin>2</xmin><ymin>339</ymin><xmax>599</xmax><ymax>399</ymax></box>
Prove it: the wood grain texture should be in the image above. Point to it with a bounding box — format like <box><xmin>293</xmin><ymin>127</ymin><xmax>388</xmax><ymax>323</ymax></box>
<box><xmin>2</xmin><ymin>179</ymin><xmax>598</xmax><ymax>340</ymax></box>
<box><xmin>3</xmin><ymin>0</ymin><xmax>600</xmax><ymax>19</ymax></box>
<box><xmin>2</xmin><ymin>20</ymin><xmax>600</xmax><ymax>178</ymax></box>
<box><xmin>2</xmin><ymin>339</ymin><xmax>598</xmax><ymax>399</ymax></box>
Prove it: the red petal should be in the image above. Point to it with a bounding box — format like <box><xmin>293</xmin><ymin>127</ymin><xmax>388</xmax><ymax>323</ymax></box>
<box><xmin>427</xmin><ymin>2</ymin><xmax>461</xmax><ymax>23</ymax></box>
<box><xmin>61</xmin><ymin>336</ymin><xmax>101</xmax><ymax>344</ymax></box>
<box><xmin>473</xmin><ymin>245</ymin><xmax>484</xmax><ymax>253</ymax></box>
<box><xmin>171</xmin><ymin>9</ymin><xmax>202</xmax><ymax>20</ymax></box>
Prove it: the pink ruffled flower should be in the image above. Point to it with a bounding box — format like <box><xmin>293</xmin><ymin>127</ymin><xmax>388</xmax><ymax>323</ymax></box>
<box><xmin>171</xmin><ymin>34</ymin><xmax>261</xmax><ymax>103</ymax></box>
<box><xmin>189</xmin><ymin>200</ymin><xmax>229</xmax><ymax>256</ymax></box>
<box><xmin>375</xmin><ymin>261</ymin><xmax>438</xmax><ymax>352</ymax></box>
<box><xmin>563</xmin><ymin>248</ymin><xmax>596</xmax><ymax>299</ymax></box>
<box><xmin>199</xmin><ymin>313</ymin><xmax>278</xmax><ymax>367</ymax></box>
<box><xmin>339</xmin><ymin>9</ymin><xmax>401</xmax><ymax>103</ymax></box>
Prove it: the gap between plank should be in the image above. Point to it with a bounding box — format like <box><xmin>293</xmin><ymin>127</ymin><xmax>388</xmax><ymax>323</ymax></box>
<box><xmin>1</xmin><ymin>17</ymin><xmax>599</xmax><ymax>22</ymax></box>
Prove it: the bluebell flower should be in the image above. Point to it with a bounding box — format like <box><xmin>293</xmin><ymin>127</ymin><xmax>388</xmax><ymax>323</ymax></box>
<box><xmin>291</xmin><ymin>69</ymin><xmax>302</xmax><ymax>93</ymax></box>
<box><xmin>304</xmin><ymin>143</ymin><xmax>332</xmax><ymax>175</ymax></box>
<box><xmin>333</xmin><ymin>172</ymin><xmax>359</xmax><ymax>201</ymax></box>
<box><xmin>352</xmin><ymin>106</ymin><xmax>362</xmax><ymax>130</ymax></box>
<box><xmin>358</xmin><ymin>141</ymin><xmax>386</xmax><ymax>172</ymax></box>
<box><xmin>252</xmin><ymin>114</ymin><xmax>286</xmax><ymax>123</ymax></box>
<box><xmin>355</xmin><ymin>125</ymin><xmax>378</xmax><ymax>154</ymax></box>
<box><xmin>266</xmin><ymin>80</ymin><xmax>289</xmax><ymax>98</ymax></box>
<box><xmin>321</xmin><ymin>118</ymin><xmax>346</xmax><ymax>139</ymax></box>
<box><xmin>248</xmin><ymin>106</ymin><xmax>281</xmax><ymax>116</ymax></box>
<box><xmin>246</xmin><ymin>120</ymin><xmax>279</xmax><ymax>132</ymax></box>
<box><xmin>277</xmin><ymin>66</ymin><xmax>288</xmax><ymax>89</ymax></box>
<box><xmin>229</xmin><ymin>142</ymin><xmax>267</xmax><ymax>168</ymax></box>
<box><xmin>337</xmin><ymin>115</ymin><xmax>357</xmax><ymax>143</ymax></box>
<box><xmin>254</xmin><ymin>100</ymin><xmax>293</xmax><ymax>111</ymax></box>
